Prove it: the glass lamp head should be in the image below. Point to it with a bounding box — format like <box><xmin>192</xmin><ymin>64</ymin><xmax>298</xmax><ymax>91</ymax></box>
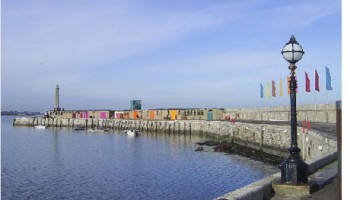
<box><xmin>281</xmin><ymin>35</ymin><xmax>304</xmax><ymax>64</ymax></box>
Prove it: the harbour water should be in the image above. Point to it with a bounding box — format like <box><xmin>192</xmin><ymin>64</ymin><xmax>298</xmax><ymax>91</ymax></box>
<box><xmin>1</xmin><ymin>116</ymin><xmax>278</xmax><ymax>200</ymax></box>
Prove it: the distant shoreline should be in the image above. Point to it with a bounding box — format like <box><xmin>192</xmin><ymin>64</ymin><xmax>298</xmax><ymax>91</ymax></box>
<box><xmin>1</xmin><ymin>111</ymin><xmax>43</xmax><ymax>116</ymax></box>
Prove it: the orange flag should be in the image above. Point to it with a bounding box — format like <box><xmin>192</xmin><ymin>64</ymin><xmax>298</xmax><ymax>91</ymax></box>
<box><xmin>272</xmin><ymin>80</ymin><xmax>276</xmax><ymax>97</ymax></box>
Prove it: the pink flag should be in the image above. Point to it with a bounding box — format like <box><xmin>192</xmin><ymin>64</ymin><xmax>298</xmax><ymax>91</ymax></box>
<box><xmin>315</xmin><ymin>69</ymin><xmax>320</xmax><ymax>91</ymax></box>
<box><xmin>305</xmin><ymin>72</ymin><xmax>311</xmax><ymax>92</ymax></box>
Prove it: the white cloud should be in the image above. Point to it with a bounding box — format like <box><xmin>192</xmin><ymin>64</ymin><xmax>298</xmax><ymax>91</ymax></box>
<box><xmin>2</xmin><ymin>1</ymin><xmax>231</xmax><ymax>71</ymax></box>
<box><xmin>257</xmin><ymin>0</ymin><xmax>340</xmax><ymax>28</ymax></box>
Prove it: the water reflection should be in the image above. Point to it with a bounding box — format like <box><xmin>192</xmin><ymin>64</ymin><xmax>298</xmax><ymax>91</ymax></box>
<box><xmin>2</xmin><ymin>116</ymin><xmax>278</xmax><ymax>200</ymax></box>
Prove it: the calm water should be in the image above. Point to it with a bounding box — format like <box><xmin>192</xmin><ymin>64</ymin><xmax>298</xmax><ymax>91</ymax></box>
<box><xmin>1</xmin><ymin>116</ymin><xmax>278</xmax><ymax>200</ymax></box>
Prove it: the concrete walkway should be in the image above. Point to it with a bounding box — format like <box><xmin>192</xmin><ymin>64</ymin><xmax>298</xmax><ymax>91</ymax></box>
<box><xmin>240</xmin><ymin>119</ymin><xmax>339</xmax><ymax>199</ymax></box>
<box><xmin>271</xmin><ymin>161</ymin><xmax>339</xmax><ymax>199</ymax></box>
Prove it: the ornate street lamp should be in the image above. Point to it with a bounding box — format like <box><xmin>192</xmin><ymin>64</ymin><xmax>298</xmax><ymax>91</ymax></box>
<box><xmin>280</xmin><ymin>35</ymin><xmax>308</xmax><ymax>184</ymax></box>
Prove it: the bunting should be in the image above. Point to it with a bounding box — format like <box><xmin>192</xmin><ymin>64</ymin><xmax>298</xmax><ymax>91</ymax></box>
<box><xmin>272</xmin><ymin>80</ymin><xmax>276</xmax><ymax>97</ymax></box>
<box><xmin>266</xmin><ymin>83</ymin><xmax>270</xmax><ymax>98</ymax></box>
<box><xmin>287</xmin><ymin>76</ymin><xmax>297</xmax><ymax>93</ymax></box>
<box><xmin>260</xmin><ymin>83</ymin><xmax>264</xmax><ymax>98</ymax></box>
<box><xmin>305</xmin><ymin>72</ymin><xmax>311</xmax><ymax>92</ymax></box>
<box><xmin>326</xmin><ymin>67</ymin><xmax>332</xmax><ymax>90</ymax></box>
<box><xmin>279</xmin><ymin>78</ymin><xmax>283</xmax><ymax>97</ymax></box>
<box><xmin>259</xmin><ymin>67</ymin><xmax>332</xmax><ymax>99</ymax></box>
<box><xmin>315</xmin><ymin>69</ymin><xmax>320</xmax><ymax>91</ymax></box>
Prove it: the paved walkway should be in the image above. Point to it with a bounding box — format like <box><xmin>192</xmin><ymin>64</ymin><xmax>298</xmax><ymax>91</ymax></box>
<box><xmin>271</xmin><ymin>161</ymin><xmax>339</xmax><ymax>199</ymax></box>
<box><xmin>237</xmin><ymin>119</ymin><xmax>340</xmax><ymax>200</ymax></box>
<box><xmin>300</xmin><ymin>178</ymin><xmax>339</xmax><ymax>200</ymax></box>
<box><xmin>270</xmin><ymin>179</ymin><xmax>339</xmax><ymax>200</ymax></box>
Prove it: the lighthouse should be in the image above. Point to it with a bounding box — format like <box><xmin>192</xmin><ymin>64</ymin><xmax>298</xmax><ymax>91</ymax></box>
<box><xmin>54</xmin><ymin>85</ymin><xmax>60</xmax><ymax>111</ymax></box>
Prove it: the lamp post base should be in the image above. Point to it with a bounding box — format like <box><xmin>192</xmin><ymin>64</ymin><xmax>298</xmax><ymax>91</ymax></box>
<box><xmin>272</xmin><ymin>180</ymin><xmax>312</xmax><ymax>197</ymax></box>
<box><xmin>280</xmin><ymin>148</ymin><xmax>308</xmax><ymax>184</ymax></box>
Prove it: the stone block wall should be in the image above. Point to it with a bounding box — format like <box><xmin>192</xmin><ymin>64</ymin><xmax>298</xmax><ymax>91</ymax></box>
<box><xmin>225</xmin><ymin>103</ymin><xmax>336</xmax><ymax>123</ymax></box>
<box><xmin>13</xmin><ymin>117</ymin><xmax>336</xmax><ymax>162</ymax></box>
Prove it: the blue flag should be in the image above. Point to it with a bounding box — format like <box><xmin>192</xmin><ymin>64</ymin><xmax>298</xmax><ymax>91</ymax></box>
<box><xmin>325</xmin><ymin>67</ymin><xmax>332</xmax><ymax>90</ymax></box>
<box><xmin>260</xmin><ymin>83</ymin><xmax>264</xmax><ymax>98</ymax></box>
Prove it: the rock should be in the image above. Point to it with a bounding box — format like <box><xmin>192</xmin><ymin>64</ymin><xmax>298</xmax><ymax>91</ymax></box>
<box><xmin>213</xmin><ymin>142</ymin><xmax>235</xmax><ymax>154</ymax></box>
<box><xmin>195</xmin><ymin>147</ymin><xmax>204</xmax><ymax>152</ymax></box>
<box><xmin>196</xmin><ymin>141</ymin><xmax>218</xmax><ymax>146</ymax></box>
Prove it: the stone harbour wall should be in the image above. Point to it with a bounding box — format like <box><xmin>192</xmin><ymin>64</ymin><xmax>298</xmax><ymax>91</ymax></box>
<box><xmin>225</xmin><ymin>103</ymin><xmax>336</xmax><ymax>123</ymax></box>
<box><xmin>13</xmin><ymin>117</ymin><xmax>336</xmax><ymax>162</ymax></box>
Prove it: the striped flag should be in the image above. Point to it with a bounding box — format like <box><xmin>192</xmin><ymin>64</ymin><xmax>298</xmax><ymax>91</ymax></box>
<box><xmin>305</xmin><ymin>72</ymin><xmax>311</xmax><ymax>92</ymax></box>
<box><xmin>279</xmin><ymin>78</ymin><xmax>283</xmax><ymax>96</ymax></box>
<box><xmin>326</xmin><ymin>67</ymin><xmax>332</xmax><ymax>90</ymax></box>
<box><xmin>315</xmin><ymin>69</ymin><xmax>320</xmax><ymax>91</ymax></box>
<box><xmin>272</xmin><ymin>80</ymin><xmax>276</xmax><ymax>97</ymax></box>
<box><xmin>260</xmin><ymin>83</ymin><xmax>264</xmax><ymax>98</ymax></box>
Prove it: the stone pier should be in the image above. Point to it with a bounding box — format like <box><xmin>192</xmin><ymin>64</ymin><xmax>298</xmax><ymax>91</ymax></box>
<box><xmin>13</xmin><ymin>117</ymin><xmax>336</xmax><ymax>162</ymax></box>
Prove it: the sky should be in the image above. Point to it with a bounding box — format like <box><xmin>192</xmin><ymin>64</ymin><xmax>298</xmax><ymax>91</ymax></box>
<box><xmin>1</xmin><ymin>0</ymin><xmax>343</xmax><ymax>112</ymax></box>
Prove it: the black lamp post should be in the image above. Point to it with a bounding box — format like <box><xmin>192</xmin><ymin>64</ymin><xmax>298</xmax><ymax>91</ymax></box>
<box><xmin>280</xmin><ymin>35</ymin><xmax>308</xmax><ymax>184</ymax></box>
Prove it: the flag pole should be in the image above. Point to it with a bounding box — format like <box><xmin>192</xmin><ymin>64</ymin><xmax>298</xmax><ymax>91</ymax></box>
<box><xmin>260</xmin><ymin>83</ymin><xmax>262</xmax><ymax>116</ymax></box>
<box><xmin>322</xmin><ymin>89</ymin><xmax>329</xmax><ymax>122</ymax></box>
<box><xmin>314</xmin><ymin>89</ymin><xmax>317</xmax><ymax>121</ymax></box>
<box><xmin>314</xmin><ymin>69</ymin><xmax>320</xmax><ymax>121</ymax></box>
<box><xmin>325</xmin><ymin>90</ymin><xmax>330</xmax><ymax>123</ymax></box>
<box><xmin>259</xmin><ymin>96</ymin><xmax>262</xmax><ymax>121</ymax></box>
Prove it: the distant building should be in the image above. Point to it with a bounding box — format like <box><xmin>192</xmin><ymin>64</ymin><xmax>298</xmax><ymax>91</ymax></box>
<box><xmin>130</xmin><ymin>100</ymin><xmax>142</xmax><ymax>110</ymax></box>
<box><xmin>45</xmin><ymin>87</ymin><xmax>225</xmax><ymax>120</ymax></box>
<box><xmin>47</xmin><ymin>109</ymin><xmax>115</xmax><ymax>119</ymax></box>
